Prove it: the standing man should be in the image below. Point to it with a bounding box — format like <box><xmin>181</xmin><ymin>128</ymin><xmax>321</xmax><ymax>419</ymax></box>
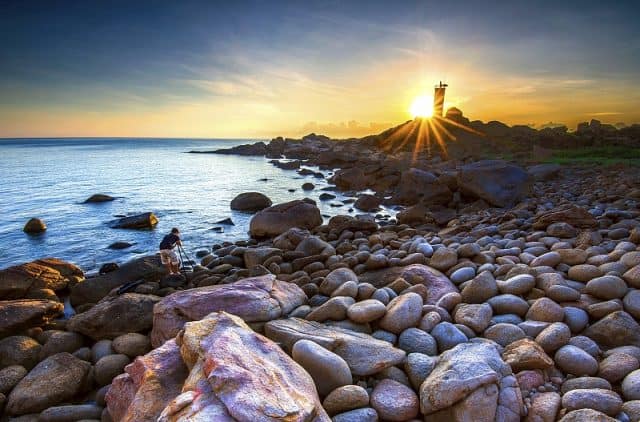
<box><xmin>159</xmin><ymin>227</ymin><xmax>182</xmax><ymax>274</ymax></box>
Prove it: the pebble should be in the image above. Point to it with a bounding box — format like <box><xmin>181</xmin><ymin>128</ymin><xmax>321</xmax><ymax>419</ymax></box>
<box><xmin>453</xmin><ymin>303</ymin><xmax>492</xmax><ymax>333</ymax></box>
<box><xmin>332</xmin><ymin>407</ymin><xmax>379</xmax><ymax>422</ymax></box>
<box><xmin>94</xmin><ymin>354</ymin><xmax>130</xmax><ymax>386</ymax></box>
<box><xmin>496</xmin><ymin>274</ymin><xmax>535</xmax><ymax>295</ymax></box>
<box><xmin>561</xmin><ymin>388</ymin><xmax>623</xmax><ymax>416</ymax></box>
<box><xmin>322</xmin><ymin>385</ymin><xmax>369</xmax><ymax>416</ymax></box>
<box><xmin>584</xmin><ymin>275</ymin><xmax>628</xmax><ymax>300</ymax></box>
<box><xmin>397</xmin><ymin>328</ymin><xmax>437</xmax><ymax>355</ymax></box>
<box><xmin>378</xmin><ymin>293</ymin><xmax>423</xmax><ymax>334</ymax></box>
<box><xmin>526</xmin><ymin>297</ymin><xmax>564</xmax><ymax>322</ymax></box>
<box><xmin>112</xmin><ymin>333</ymin><xmax>151</xmax><ymax>358</ymax></box>
<box><xmin>370</xmin><ymin>378</ymin><xmax>419</xmax><ymax>421</ymax></box>
<box><xmin>347</xmin><ymin>299</ymin><xmax>387</xmax><ymax>323</ymax></box>
<box><xmin>555</xmin><ymin>345</ymin><xmax>598</xmax><ymax>376</ymax></box>
<box><xmin>598</xmin><ymin>353</ymin><xmax>639</xmax><ymax>383</ymax></box>
<box><xmin>431</xmin><ymin>321</ymin><xmax>468</xmax><ymax>352</ymax></box>
<box><xmin>535</xmin><ymin>322</ymin><xmax>571</xmax><ymax>353</ymax></box>
<box><xmin>292</xmin><ymin>339</ymin><xmax>352</xmax><ymax>396</ymax></box>
<box><xmin>622</xmin><ymin>369</ymin><xmax>640</xmax><ymax>400</ymax></box>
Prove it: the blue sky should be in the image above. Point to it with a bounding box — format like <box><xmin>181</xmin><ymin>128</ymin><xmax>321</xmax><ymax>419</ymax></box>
<box><xmin>1</xmin><ymin>0</ymin><xmax>638</xmax><ymax>137</ymax></box>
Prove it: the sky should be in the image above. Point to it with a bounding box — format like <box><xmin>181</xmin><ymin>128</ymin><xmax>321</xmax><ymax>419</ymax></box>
<box><xmin>1</xmin><ymin>0</ymin><xmax>639</xmax><ymax>139</ymax></box>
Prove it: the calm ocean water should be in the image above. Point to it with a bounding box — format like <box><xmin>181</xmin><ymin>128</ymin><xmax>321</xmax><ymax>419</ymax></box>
<box><xmin>0</xmin><ymin>138</ymin><xmax>384</xmax><ymax>272</ymax></box>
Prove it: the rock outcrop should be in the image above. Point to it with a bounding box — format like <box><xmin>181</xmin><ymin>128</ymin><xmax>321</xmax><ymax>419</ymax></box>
<box><xmin>249</xmin><ymin>200</ymin><xmax>323</xmax><ymax>237</ymax></box>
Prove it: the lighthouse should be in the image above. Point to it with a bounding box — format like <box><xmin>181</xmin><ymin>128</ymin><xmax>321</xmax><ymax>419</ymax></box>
<box><xmin>433</xmin><ymin>81</ymin><xmax>448</xmax><ymax>117</ymax></box>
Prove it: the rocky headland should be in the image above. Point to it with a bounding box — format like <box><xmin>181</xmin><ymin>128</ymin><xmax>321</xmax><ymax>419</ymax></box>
<box><xmin>2</xmin><ymin>111</ymin><xmax>640</xmax><ymax>421</ymax></box>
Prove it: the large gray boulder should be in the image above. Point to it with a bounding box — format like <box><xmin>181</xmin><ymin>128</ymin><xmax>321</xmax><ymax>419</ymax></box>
<box><xmin>419</xmin><ymin>341</ymin><xmax>523</xmax><ymax>421</ymax></box>
<box><xmin>392</xmin><ymin>168</ymin><xmax>452</xmax><ymax>206</ymax></box>
<box><xmin>249</xmin><ymin>200</ymin><xmax>322</xmax><ymax>238</ymax></box>
<box><xmin>457</xmin><ymin>160</ymin><xmax>531</xmax><ymax>207</ymax></box>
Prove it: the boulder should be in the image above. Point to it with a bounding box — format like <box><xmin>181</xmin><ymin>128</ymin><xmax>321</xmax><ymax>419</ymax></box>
<box><xmin>328</xmin><ymin>215</ymin><xmax>378</xmax><ymax>233</ymax></box>
<box><xmin>292</xmin><ymin>339</ymin><xmax>352</xmax><ymax>396</ymax></box>
<box><xmin>70</xmin><ymin>255</ymin><xmax>165</xmax><ymax>306</ymax></box>
<box><xmin>158</xmin><ymin>312</ymin><xmax>329</xmax><ymax>421</ymax></box>
<box><xmin>358</xmin><ymin>264</ymin><xmax>457</xmax><ymax>305</ymax></box>
<box><xmin>265</xmin><ymin>317</ymin><xmax>406</xmax><ymax>376</ymax></box>
<box><xmin>151</xmin><ymin>275</ymin><xmax>306</xmax><ymax>347</ymax></box>
<box><xmin>392</xmin><ymin>168</ymin><xmax>452</xmax><ymax>206</ymax></box>
<box><xmin>0</xmin><ymin>299</ymin><xmax>63</xmax><ymax>338</ymax></box>
<box><xmin>330</xmin><ymin>167</ymin><xmax>368</xmax><ymax>190</ymax></box>
<box><xmin>527</xmin><ymin>163</ymin><xmax>561</xmax><ymax>181</ymax></box>
<box><xmin>230</xmin><ymin>192</ymin><xmax>272</xmax><ymax>212</ymax></box>
<box><xmin>67</xmin><ymin>293</ymin><xmax>160</xmax><ymax>340</ymax></box>
<box><xmin>457</xmin><ymin>160</ymin><xmax>531</xmax><ymax>207</ymax></box>
<box><xmin>107</xmin><ymin>339</ymin><xmax>188</xmax><ymax>422</ymax></box>
<box><xmin>84</xmin><ymin>193</ymin><xmax>115</xmax><ymax>203</ymax></box>
<box><xmin>249</xmin><ymin>200</ymin><xmax>322</xmax><ymax>238</ymax></box>
<box><xmin>6</xmin><ymin>353</ymin><xmax>91</xmax><ymax>415</ymax></box>
<box><xmin>23</xmin><ymin>217</ymin><xmax>46</xmax><ymax>233</ymax></box>
<box><xmin>420</xmin><ymin>342</ymin><xmax>522</xmax><ymax>421</ymax></box>
<box><xmin>110</xmin><ymin>212</ymin><xmax>158</xmax><ymax>229</ymax></box>
<box><xmin>0</xmin><ymin>258</ymin><xmax>83</xmax><ymax>299</ymax></box>
<box><xmin>354</xmin><ymin>194</ymin><xmax>382</xmax><ymax>211</ymax></box>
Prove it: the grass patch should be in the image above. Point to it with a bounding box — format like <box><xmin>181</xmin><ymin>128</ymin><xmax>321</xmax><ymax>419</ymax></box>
<box><xmin>545</xmin><ymin>145</ymin><xmax>640</xmax><ymax>166</ymax></box>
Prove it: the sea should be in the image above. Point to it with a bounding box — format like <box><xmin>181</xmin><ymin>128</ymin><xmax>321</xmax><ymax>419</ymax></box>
<box><xmin>0</xmin><ymin>138</ymin><xmax>389</xmax><ymax>273</ymax></box>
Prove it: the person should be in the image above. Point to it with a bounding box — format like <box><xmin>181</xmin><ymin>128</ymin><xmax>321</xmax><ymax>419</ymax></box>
<box><xmin>159</xmin><ymin>227</ymin><xmax>182</xmax><ymax>274</ymax></box>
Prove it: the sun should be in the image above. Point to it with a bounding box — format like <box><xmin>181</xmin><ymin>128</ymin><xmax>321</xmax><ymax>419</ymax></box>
<box><xmin>409</xmin><ymin>95</ymin><xmax>434</xmax><ymax>118</ymax></box>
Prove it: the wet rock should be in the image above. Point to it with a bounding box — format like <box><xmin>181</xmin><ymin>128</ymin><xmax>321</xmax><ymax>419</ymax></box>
<box><xmin>85</xmin><ymin>193</ymin><xmax>115</xmax><ymax>203</ymax></box>
<box><xmin>355</xmin><ymin>194</ymin><xmax>381</xmax><ymax>211</ymax></box>
<box><xmin>23</xmin><ymin>217</ymin><xmax>46</xmax><ymax>234</ymax></box>
<box><xmin>110</xmin><ymin>212</ymin><xmax>158</xmax><ymax>229</ymax></box>
<box><xmin>230</xmin><ymin>192</ymin><xmax>272</xmax><ymax>212</ymax></box>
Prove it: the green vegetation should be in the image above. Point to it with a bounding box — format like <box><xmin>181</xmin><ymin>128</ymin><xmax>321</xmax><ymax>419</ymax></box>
<box><xmin>545</xmin><ymin>146</ymin><xmax>640</xmax><ymax>166</ymax></box>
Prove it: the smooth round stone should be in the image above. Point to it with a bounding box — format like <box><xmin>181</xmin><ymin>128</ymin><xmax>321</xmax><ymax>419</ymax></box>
<box><xmin>624</xmin><ymin>265</ymin><xmax>640</xmax><ymax>288</ymax></box>
<box><xmin>450</xmin><ymin>267</ymin><xmax>476</xmax><ymax>285</ymax></box>
<box><xmin>453</xmin><ymin>303</ymin><xmax>492</xmax><ymax>333</ymax></box>
<box><xmin>418</xmin><ymin>312</ymin><xmax>441</xmax><ymax>332</ymax></box>
<box><xmin>91</xmin><ymin>339</ymin><xmax>114</xmax><ymax>364</ymax></box>
<box><xmin>535</xmin><ymin>322</ymin><xmax>571</xmax><ymax>353</ymax></box>
<box><xmin>357</xmin><ymin>283</ymin><xmax>377</xmax><ymax>301</ymax></box>
<box><xmin>39</xmin><ymin>404</ymin><xmax>103</xmax><ymax>422</ymax></box>
<box><xmin>457</xmin><ymin>243</ymin><xmax>480</xmax><ymax>258</ymax></box>
<box><xmin>621</xmin><ymin>252</ymin><xmax>640</xmax><ymax>267</ymax></box>
<box><xmin>431</xmin><ymin>322</ymin><xmax>468</xmax><ymax>352</ymax></box>
<box><xmin>0</xmin><ymin>365</ymin><xmax>27</xmax><ymax>395</ymax></box>
<box><xmin>585</xmin><ymin>275</ymin><xmax>628</xmax><ymax>300</ymax></box>
<box><xmin>526</xmin><ymin>297</ymin><xmax>564</xmax><ymax>322</ymax></box>
<box><xmin>378</xmin><ymin>293</ymin><xmax>423</xmax><ymax>334</ymax></box>
<box><xmin>435</xmin><ymin>292</ymin><xmax>461</xmax><ymax>312</ymax></box>
<box><xmin>561</xmin><ymin>377</ymin><xmax>612</xmax><ymax>394</ymax></box>
<box><xmin>72</xmin><ymin>347</ymin><xmax>92</xmax><ymax>362</ymax></box>
<box><xmin>398</xmin><ymin>328</ymin><xmax>437</xmax><ymax>356</ymax></box>
<box><xmin>558</xmin><ymin>408</ymin><xmax>617</xmax><ymax>421</ymax></box>
<box><xmin>547</xmin><ymin>285</ymin><xmax>580</xmax><ymax>302</ymax></box>
<box><xmin>370</xmin><ymin>378</ymin><xmax>419</xmax><ymax>421</ymax></box>
<box><xmin>588</xmin><ymin>300</ymin><xmax>623</xmax><ymax>319</ymax></box>
<box><xmin>527</xmin><ymin>391</ymin><xmax>561</xmax><ymax>422</ymax></box>
<box><xmin>404</xmin><ymin>353</ymin><xmax>437</xmax><ymax>390</ymax></box>
<box><xmin>332</xmin><ymin>407</ymin><xmax>379</xmax><ymax>422</ymax></box>
<box><xmin>568</xmin><ymin>264</ymin><xmax>603</xmax><ymax>282</ymax></box>
<box><xmin>557</xmin><ymin>248</ymin><xmax>588</xmax><ymax>265</ymax></box>
<box><xmin>561</xmin><ymin>388</ymin><xmax>623</xmax><ymax>416</ymax></box>
<box><xmin>598</xmin><ymin>353</ymin><xmax>639</xmax><ymax>383</ymax></box>
<box><xmin>622</xmin><ymin>401</ymin><xmax>640</xmax><ymax>422</ymax></box>
<box><xmin>320</xmin><ymin>268</ymin><xmax>359</xmax><ymax>296</ymax></box>
<box><xmin>531</xmin><ymin>251</ymin><xmax>561</xmax><ymax>267</ymax></box>
<box><xmin>460</xmin><ymin>271</ymin><xmax>498</xmax><ymax>304</ymax></box>
<box><xmin>416</xmin><ymin>242</ymin><xmax>434</xmax><ymax>257</ymax></box>
<box><xmin>604</xmin><ymin>345</ymin><xmax>640</xmax><ymax>362</ymax></box>
<box><xmin>496</xmin><ymin>274</ymin><xmax>535</xmax><ymax>295</ymax></box>
<box><xmin>375</xmin><ymin>366</ymin><xmax>410</xmax><ymax>387</ymax></box>
<box><xmin>112</xmin><ymin>333</ymin><xmax>151</xmax><ymax>358</ymax></box>
<box><xmin>347</xmin><ymin>299</ymin><xmax>387</xmax><ymax>323</ymax></box>
<box><xmin>292</xmin><ymin>339</ymin><xmax>352</xmax><ymax>396</ymax></box>
<box><xmin>569</xmin><ymin>336</ymin><xmax>601</xmax><ymax>358</ymax></box>
<box><xmin>518</xmin><ymin>320</ymin><xmax>550</xmax><ymax>338</ymax></box>
<box><xmin>429</xmin><ymin>247</ymin><xmax>458</xmax><ymax>271</ymax></box>
<box><xmin>371</xmin><ymin>288</ymin><xmax>391</xmax><ymax>305</ymax></box>
<box><xmin>622</xmin><ymin>369</ymin><xmax>640</xmax><ymax>400</ymax></box>
<box><xmin>94</xmin><ymin>354</ymin><xmax>130</xmax><ymax>386</ymax></box>
<box><xmin>322</xmin><ymin>385</ymin><xmax>369</xmax><ymax>416</ymax></box>
<box><xmin>306</xmin><ymin>296</ymin><xmax>355</xmax><ymax>322</ymax></box>
<box><xmin>623</xmin><ymin>290</ymin><xmax>640</xmax><ymax>319</ymax></box>
<box><xmin>40</xmin><ymin>331</ymin><xmax>85</xmax><ymax>358</ymax></box>
<box><xmin>491</xmin><ymin>314</ymin><xmax>523</xmax><ymax>325</ymax></box>
<box><xmin>487</xmin><ymin>294</ymin><xmax>529</xmax><ymax>317</ymax></box>
<box><xmin>332</xmin><ymin>280</ymin><xmax>359</xmax><ymax>298</ymax></box>
<box><xmin>555</xmin><ymin>345</ymin><xmax>599</xmax><ymax>376</ymax></box>
<box><xmin>564</xmin><ymin>307</ymin><xmax>589</xmax><ymax>333</ymax></box>
<box><xmin>483</xmin><ymin>323</ymin><xmax>526</xmax><ymax>347</ymax></box>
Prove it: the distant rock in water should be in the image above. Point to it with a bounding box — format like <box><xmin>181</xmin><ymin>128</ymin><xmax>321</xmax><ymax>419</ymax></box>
<box><xmin>270</xmin><ymin>159</ymin><xmax>301</xmax><ymax>170</ymax></box>
<box><xmin>110</xmin><ymin>212</ymin><xmax>158</xmax><ymax>229</ymax></box>
<box><xmin>108</xmin><ymin>241</ymin><xmax>134</xmax><ymax>250</ymax></box>
<box><xmin>84</xmin><ymin>194</ymin><xmax>115</xmax><ymax>203</ymax></box>
<box><xmin>230</xmin><ymin>192</ymin><xmax>272</xmax><ymax>212</ymax></box>
<box><xmin>302</xmin><ymin>182</ymin><xmax>315</xmax><ymax>191</ymax></box>
<box><xmin>319</xmin><ymin>193</ymin><xmax>336</xmax><ymax>201</ymax></box>
<box><xmin>23</xmin><ymin>218</ymin><xmax>46</xmax><ymax>234</ymax></box>
<box><xmin>189</xmin><ymin>142</ymin><xmax>267</xmax><ymax>156</ymax></box>
<box><xmin>215</xmin><ymin>217</ymin><xmax>235</xmax><ymax>225</ymax></box>
<box><xmin>99</xmin><ymin>262</ymin><xmax>119</xmax><ymax>274</ymax></box>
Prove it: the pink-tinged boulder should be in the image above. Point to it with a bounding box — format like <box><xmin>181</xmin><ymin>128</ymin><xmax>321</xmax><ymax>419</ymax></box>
<box><xmin>67</xmin><ymin>293</ymin><xmax>161</xmax><ymax>340</ymax></box>
<box><xmin>106</xmin><ymin>338</ymin><xmax>188</xmax><ymax>422</ymax></box>
<box><xmin>0</xmin><ymin>258</ymin><xmax>83</xmax><ymax>299</ymax></box>
<box><xmin>265</xmin><ymin>317</ymin><xmax>406</xmax><ymax>376</ymax></box>
<box><xmin>150</xmin><ymin>275</ymin><xmax>306</xmax><ymax>347</ymax></box>
<box><xmin>0</xmin><ymin>299</ymin><xmax>63</xmax><ymax>338</ymax></box>
<box><xmin>358</xmin><ymin>264</ymin><xmax>457</xmax><ymax>305</ymax></box>
<box><xmin>159</xmin><ymin>312</ymin><xmax>329</xmax><ymax>421</ymax></box>
<box><xmin>249</xmin><ymin>199</ymin><xmax>322</xmax><ymax>238</ymax></box>
<box><xmin>70</xmin><ymin>255</ymin><xmax>165</xmax><ymax>306</ymax></box>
